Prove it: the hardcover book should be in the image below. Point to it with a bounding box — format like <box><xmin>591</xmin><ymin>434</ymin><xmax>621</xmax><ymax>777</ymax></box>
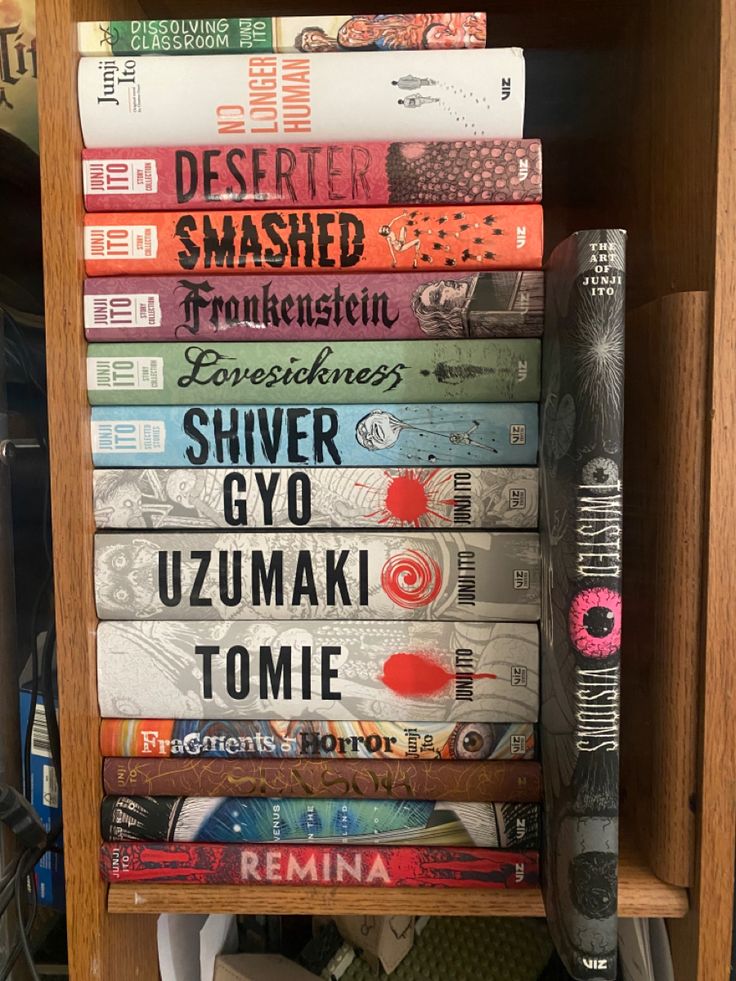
<box><xmin>94</xmin><ymin>532</ymin><xmax>541</xmax><ymax>622</ymax></box>
<box><xmin>78</xmin><ymin>14</ymin><xmax>487</xmax><ymax>56</ymax></box>
<box><xmin>83</xmin><ymin>270</ymin><xmax>545</xmax><ymax>342</ymax></box>
<box><xmin>96</xmin><ymin>619</ymin><xmax>540</xmax><ymax>720</ymax></box>
<box><xmin>78</xmin><ymin>49</ymin><xmax>524</xmax><ymax>149</ymax></box>
<box><xmin>83</xmin><ymin>204</ymin><xmax>543</xmax><ymax>276</ymax></box>
<box><xmin>101</xmin><ymin>796</ymin><xmax>540</xmax><ymax>848</ymax></box>
<box><xmin>100</xmin><ymin>841</ymin><xmax>540</xmax><ymax>887</ymax></box>
<box><xmin>92</xmin><ymin>466</ymin><xmax>539</xmax><ymax>530</ymax></box>
<box><xmin>86</xmin><ymin>338</ymin><xmax>541</xmax><ymax>406</ymax></box>
<box><xmin>99</xmin><ymin>719</ymin><xmax>537</xmax><ymax>760</ymax></box>
<box><xmin>102</xmin><ymin>757</ymin><xmax>542</xmax><ymax>802</ymax></box>
<box><xmin>81</xmin><ymin>138</ymin><xmax>541</xmax><ymax>211</ymax></box>
<box><xmin>90</xmin><ymin>402</ymin><xmax>540</xmax><ymax>469</ymax></box>
<box><xmin>540</xmin><ymin>230</ymin><xmax>625</xmax><ymax>981</ymax></box>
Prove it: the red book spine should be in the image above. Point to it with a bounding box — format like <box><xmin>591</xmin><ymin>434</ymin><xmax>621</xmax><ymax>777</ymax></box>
<box><xmin>82</xmin><ymin>139</ymin><xmax>543</xmax><ymax>211</ymax></box>
<box><xmin>100</xmin><ymin>842</ymin><xmax>539</xmax><ymax>887</ymax></box>
<box><xmin>83</xmin><ymin>204</ymin><xmax>543</xmax><ymax>276</ymax></box>
<box><xmin>102</xmin><ymin>757</ymin><xmax>541</xmax><ymax>802</ymax></box>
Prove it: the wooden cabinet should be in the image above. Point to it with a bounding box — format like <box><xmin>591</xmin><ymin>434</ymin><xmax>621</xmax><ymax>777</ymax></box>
<box><xmin>36</xmin><ymin>1</ymin><xmax>736</xmax><ymax>978</ymax></box>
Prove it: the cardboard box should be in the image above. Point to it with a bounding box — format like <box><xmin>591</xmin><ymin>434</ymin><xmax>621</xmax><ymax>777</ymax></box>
<box><xmin>334</xmin><ymin>916</ymin><xmax>415</xmax><ymax>975</ymax></box>
<box><xmin>214</xmin><ymin>953</ymin><xmax>322</xmax><ymax>981</ymax></box>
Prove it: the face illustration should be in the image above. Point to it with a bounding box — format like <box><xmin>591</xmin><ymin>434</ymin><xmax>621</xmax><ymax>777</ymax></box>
<box><xmin>294</xmin><ymin>27</ymin><xmax>338</xmax><ymax>51</ymax></box>
<box><xmin>165</xmin><ymin>471</ymin><xmax>200</xmax><ymax>509</ymax></box>
<box><xmin>96</xmin><ymin>540</ymin><xmax>162</xmax><ymax>615</ymax></box>
<box><xmin>355</xmin><ymin>410</ymin><xmax>404</xmax><ymax>451</ymax></box>
<box><xmin>419</xmin><ymin>280</ymin><xmax>470</xmax><ymax>311</ymax></box>
<box><xmin>99</xmin><ymin>480</ymin><xmax>144</xmax><ymax>528</ymax></box>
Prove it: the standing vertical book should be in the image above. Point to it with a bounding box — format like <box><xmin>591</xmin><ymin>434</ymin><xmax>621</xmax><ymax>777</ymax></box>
<box><xmin>540</xmin><ymin>230</ymin><xmax>625</xmax><ymax>981</ymax></box>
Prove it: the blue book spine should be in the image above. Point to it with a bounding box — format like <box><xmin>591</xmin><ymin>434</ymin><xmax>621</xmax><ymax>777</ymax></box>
<box><xmin>91</xmin><ymin>402</ymin><xmax>538</xmax><ymax>468</ymax></box>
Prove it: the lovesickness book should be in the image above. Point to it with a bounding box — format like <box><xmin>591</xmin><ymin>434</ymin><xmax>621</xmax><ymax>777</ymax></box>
<box><xmin>86</xmin><ymin>338</ymin><xmax>541</xmax><ymax>405</ymax></box>
<box><xmin>90</xmin><ymin>403</ymin><xmax>539</xmax><ymax>469</ymax></box>
<box><xmin>82</xmin><ymin>138</ymin><xmax>542</xmax><ymax>211</ymax></box>
<box><xmin>100</xmin><ymin>842</ymin><xmax>539</xmax><ymax>887</ymax></box>
<box><xmin>101</xmin><ymin>797</ymin><xmax>540</xmax><ymax>848</ymax></box>
<box><xmin>540</xmin><ymin>230</ymin><xmax>625</xmax><ymax>981</ymax></box>
<box><xmin>83</xmin><ymin>271</ymin><xmax>545</xmax><ymax>342</ymax></box>
<box><xmin>102</xmin><ymin>758</ymin><xmax>541</xmax><ymax>802</ymax></box>
<box><xmin>92</xmin><ymin>466</ymin><xmax>539</xmax><ymax>530</ymax></box>
<box><xmin>94</xmin><ymin>531</ymin><xmax>541</xmax><ymax>622</ymax></box>
<box><xmin>83</xmin><ymin>205</ymin><xmax>543</xmax><ymax>276</ymax></box>
<box><xmin>96</xmin><ymin>620</ymin><xmax>540</xmax><ymax>720</ymax></box>
<box><xmin>99</xmin><ymin>719</ymin><xmax>537</xmax><ymax>760</ymax></box>
<box><xmin>78</xmin><ymin>49</ymin><xmax>524</xmax><ymax>149</ymax></box>
<box><xmin>78</xmin><ymin>14</ymin><xmax>487</xmax><ymax>56</ymax></box>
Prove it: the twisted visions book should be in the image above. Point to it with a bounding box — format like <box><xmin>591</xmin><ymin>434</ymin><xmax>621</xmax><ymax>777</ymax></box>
<box><xmin>540</xmin><ymin>230</ymin><xmax>625</xmax><ymax>981</ymax></box>
<box><xmin>83</xmin><ymin>205</ymin><xmax>542</xmax><ymax>277</ymax></box>
<box><xmin>101</xmin><ymin>796</ymin><xmax>540</xmax><ymax>848</ymax></box>
<box><xmin>78</xmin><ymin>49</ymin><xmax>524</xmax><ymax>148</ymax></box>
<box><xmin>100</xmin><ymin>842</ymin><xmax>539</xmax><ymax>887</ymax></box>
<box><xmin>82</xmin><ymin>138</ymin><xmax>541</xmax><ymax>211</ymax></box>
<box><xmin>82</xmin><ymin>271</ymin><xmax>545</xmax><ymax>342</ymax></box>
<box><xmin>99</xmin><ymin>719</ymin><xmax>537</xmax><ymax>760</ymax></box>
<box><xmin>77</xmin><ymin>14</ymin><xmax>487</xmax><ymax>57</ymax></box>
<box><xmin>96</xmin><ymin>619</ymin><xmax>540</xmax><ymax>721</ymax></box>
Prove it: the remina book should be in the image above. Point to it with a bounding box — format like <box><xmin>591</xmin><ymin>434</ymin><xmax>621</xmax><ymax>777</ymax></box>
<box><xmin>90</xmin><ymin>402</ymin><xmax>540</xmax><ymax>469</ymax></box>
<box><xmin>81</xmin><ymin>138</ymin><xmax>542</xmax><ymax>211</ymax></box>
<box><xmin>92</xmin><ymin>466</ymin><xmax>539</xmax><ymax>530</ymax></box>
<box><xmin>540</xmin><ymin>230</ymin><xmax>625</xmax><ymax>981</ymax></box>
<box><xmin>96</xmin><ymin>619</ymin><xmax>540</xmax><ymax>721</ymax></box>
<box><xmin>78</xmin><ymin>49</ymin><xmax>525</xmax><ymax>149</ymax></box>
<box><xmin>82</xmin><ymin>271</ymin><xmax>545</xmax><ymax>343</ymax></box>
<box><xmin>85</xmin><ymin>338</ymin><xmax>541</xmax><ymax>405</ymax></box>
<box><xmin>94</xmin><ymin>531</ymin><xmax>541</xmax><ymax>623</ymax></box>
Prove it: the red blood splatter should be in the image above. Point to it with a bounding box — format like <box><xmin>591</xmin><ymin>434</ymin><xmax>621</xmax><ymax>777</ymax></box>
<box><xmin>384</xmin><ymin>474</ymin><xmax>429</xmax><ymax>524</ymax></box>
<box><xmin>379</xmin><ymin>652</ymin><xmax>496</xmax><ymax>698</ymax></box>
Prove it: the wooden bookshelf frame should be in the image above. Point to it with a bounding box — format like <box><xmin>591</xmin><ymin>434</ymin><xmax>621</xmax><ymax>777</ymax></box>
<box><xmin>36</xmin><ymin>0</ymin><xmax>736</xmax><ymax>978</ymax></box>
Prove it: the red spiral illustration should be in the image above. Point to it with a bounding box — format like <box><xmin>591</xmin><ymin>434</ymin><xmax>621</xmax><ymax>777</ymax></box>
<box><xmin>380</xmin><ymin>550</ymin><xmax>442</xmax><ymax>609</ymax></box>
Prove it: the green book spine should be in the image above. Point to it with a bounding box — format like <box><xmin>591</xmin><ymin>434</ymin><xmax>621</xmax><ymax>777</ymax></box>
<box><xmin>86</xmin><ymin>339</ymin><xmax>541</xmax><ymax>406</ymax></box>
<box><xmin>77</xmin><ymin>19</ymin><xmax>274</xmax><ymax>55</ymax></box>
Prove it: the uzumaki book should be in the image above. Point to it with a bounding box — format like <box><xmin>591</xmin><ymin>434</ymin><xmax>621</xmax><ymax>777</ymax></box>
<box><xmin>78</xmin><ymin>49</ymin><xmax>524</xmax><ymax>149</ymax></box>
<box><xmin>90</xmin><ymin>402</ymin><xmax>539</xmax><ymax>469</ymax></box>
<box><xmin>540</xmin><ymin>230</ymin><xmax>625</xmax><ymax>981</ymax></box>
<box><xmin>94</xmin><ymin>532</ymin><xmax>541</xmax><ymax>623</ymax></box>
<box><xmin>96</xmin><ymin>620</ymin><xmax>540</xmax><ymax>720</ymax></box>
<box><xmin>82</xmin><ymin>138</ymin><xmax>541</xmax><ymax>211</ymax></box>
<box><xmin>83</xmin><ymin>270</ymin><xmax>545</xmax><ymax>342</ymax></box>
<box><xmin>83</xmin><ymin>205</ymin><xmax>543</xmax><ymax>277</ymax></box>
<box><xmin>77</xmin><ymin>14</ymin><xmax>487</xmax><ymax>57</ymax></box>
<box><xmin>86</xmin><ymin>338</ymin><xmax>541</xmax><ymax>405</ymax></box>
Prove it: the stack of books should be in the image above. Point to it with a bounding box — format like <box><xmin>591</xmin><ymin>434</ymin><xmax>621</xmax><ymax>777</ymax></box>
<box><xmin>77</xmin><ymin>11</ymin><xmax>547</xmax><ymax>892</ymax></box>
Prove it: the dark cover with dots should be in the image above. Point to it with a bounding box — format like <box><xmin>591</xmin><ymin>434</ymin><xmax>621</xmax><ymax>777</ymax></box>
<box><xmin>540</xmin><ymin>230</ymin><xmax>625</xmax><ymax>980</ymax></box>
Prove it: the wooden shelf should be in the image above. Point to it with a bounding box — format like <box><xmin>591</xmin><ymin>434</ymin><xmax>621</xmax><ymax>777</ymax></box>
<box><xmin>108</xmin><ymin>837</ymin><xmax>687</xmax><ymax>919</ymax></box>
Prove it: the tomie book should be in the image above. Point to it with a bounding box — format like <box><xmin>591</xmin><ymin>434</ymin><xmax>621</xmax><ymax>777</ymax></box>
<box><xmin>99</xmin><ymin>719</ymin><xmax>537</xmax><ymax>760</ymax></box>
<box><xmin>540</xmin><ymin>231</ymin><xmax>625</xmax><ymax>981</ymax></box>
<box><xmin>94</xmin><ymin>531</ymin><xmax>541</xmax><ymax>622</ymax></box>
<box><xmin>100</xmin><ymin>842</ymin><xmax>539</xmax><ymax>887</ymax></box>
<box><xmin>82</xmin><ymin>138</ymin><xmax>541</xmax><ymax>211</ymax></box>
<box><xmin>78</xmin><ymin>49</ymin><xmax>524</xmax><ymax>149</ymax></box>
<box><xmin>101</xmin><ymin>797</ymin><xmax>540</xmax><ymax>849</ymax></box>
<box><xmin>90</xmin><ymin>403</ymin><xmax>540</xmax><ymax>469</ymax></box>
<box><xmin>78</xmin><ymin>14</ymin><xmax>487</xmax><ymax>57</ymax></box>
<box><xmin>92</xmin><ymin>466</ymin><xmax>539</xmax><ymax>530</ymax></box>
<box><xmin>83</xmin><ymin>271</ymin><xmax>545</xmax><ymax>342</ymax></box>
<box><xmin>96</xmin><ymin>620</ymin><xmax>540</xmax><ymax>720</ymax></box>
<box><xmin>86</xmin><ymin>338</ymin><xmax>541</xmax><ymax>405</ymax></box>
<box><xmin>83</xmin><ymin>205</ymin><xmax>543</xmax><ymax>276</ymax></box>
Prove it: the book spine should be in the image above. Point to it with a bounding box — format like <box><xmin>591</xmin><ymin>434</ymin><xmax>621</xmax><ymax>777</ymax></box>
<box><xmin>86</xmin><ymin>339</ymin><xmax>541</xmax><ymax>406</ymax></box>
<box><xmin>81</xmin><ymin>139</ymin><xmax>542</xmax><ymax>211</ymax></box>
<box><xmin>99</xmin><ymin>719</ymin><xmax>537</xmax><ymax>760</ymax></box>
<box><xmin>77</xmin><ymin>14</ymin><xmax>487</xmax><ymax>57</ymax></box>
<box><xmin>92</xmin><ymin>466</ymin><xmax>539</xmax><ymax>530</ymax></box>
<box><xmin>94</xmin><ymin>531</ymin><xmax>541</xmax><ymax>623</ymax></box>
<box><xmin>101</xmin><ymin>796</ymin><xmax>541</xmax><ymax>848</ymax></box>
<box><xmin>96</xmin><ymin>620</ymin><xmax>540</xmax><ymax>720</ymax></box>
<box><xmin>90</xmin><ymin>402</ymin><xmax>539</xmax><ymax>468</ymax></box>
<box><xmin>78</xmin><ymin>49</ymin><xmax>524</xmax><ymax>150</ymax></box>
<box><xmin>83</xmin><ymin>205</ymin><xmax>543</xmax><ymax>277</ymax></box>
<box><xmin>540</xmin><ymin>230</ymin><xmax>626</xmax><ymax>981</ymax></box>
<box><xmin>100</xmin><ymin>841</ymin><xmax>539</xmax><ymax>887</ymax></box>
<box><xmin>83</xmin><ymin>271</ymin><xmax>545</xmax><ymax>343</ymax></box>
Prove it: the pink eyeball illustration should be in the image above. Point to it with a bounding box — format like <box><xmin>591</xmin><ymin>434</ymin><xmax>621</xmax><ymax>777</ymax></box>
<box><xmin>568</xmin><ymin>587</ymin><xmax>622</xmax><ymax>657</ymax></box>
